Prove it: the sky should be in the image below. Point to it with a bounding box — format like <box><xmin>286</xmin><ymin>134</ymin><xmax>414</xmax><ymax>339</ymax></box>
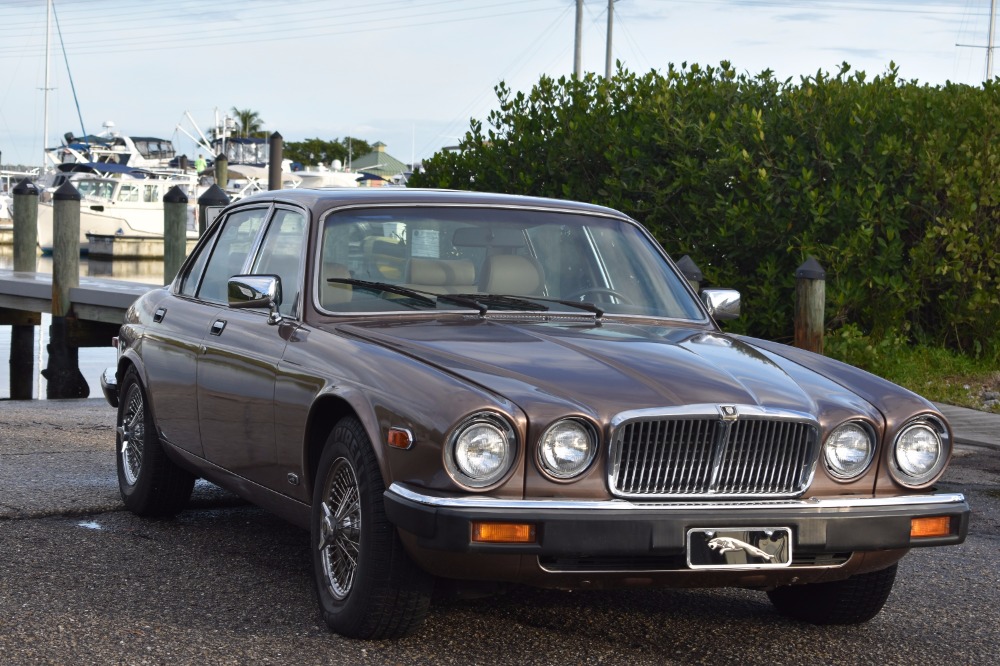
<box><xmin>0</xmin><ymin>0</ymin><xmax>996</xmax><ymax>169</ymax></box>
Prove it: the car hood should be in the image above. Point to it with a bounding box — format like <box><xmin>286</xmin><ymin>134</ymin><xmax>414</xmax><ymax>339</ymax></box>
<box><xmin>335</xmin><ymin>317</ymin><xmax>878</xmax><ymax>424</ymax></box>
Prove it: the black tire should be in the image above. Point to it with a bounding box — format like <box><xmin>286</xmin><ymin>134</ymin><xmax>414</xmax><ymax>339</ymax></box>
<box><xmin>116</xmin><ymin>365</ymin><xmax>195</xmax><ymax>517</ymax></box>
<box><xmin>311</xmin><ymin>416</ymin><xmax>432</xmax><ymax>639</ymax></box>
<box><xmin>767</xmin><ymin>563</ymin><xmax>898</xmax><ymax>625</ymax></box>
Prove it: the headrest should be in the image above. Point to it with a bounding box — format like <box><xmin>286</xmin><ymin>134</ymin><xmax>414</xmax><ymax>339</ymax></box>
<box><xmin>409</xmin><ymin>258</ymin><xmax>476</xmax><ymax>286</ymax></box>
<box><xmin>479</xmin><ymin>254</ymin><xmax>544</xmax><ymax>295</ymax></box>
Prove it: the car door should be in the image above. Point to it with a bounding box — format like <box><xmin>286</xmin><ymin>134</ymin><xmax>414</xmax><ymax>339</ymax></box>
<box><xmin>139</xmin><ymin>213</ymin><xmax>231</xmax><ymax>457</ymax></box>
<box><xmin>197</xmin><ymin>206</ymin><xmax>308</xmax><ymax>490</ymax></box>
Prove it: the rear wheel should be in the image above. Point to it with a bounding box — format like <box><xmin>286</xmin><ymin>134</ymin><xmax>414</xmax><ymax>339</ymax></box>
<box><xmin>116</xmin><ymin>366</ymin><xmax>195</xmax><ymax>517</ymax></box>
<box><xmin>311</xmin><ymin>416</ymin><xmax>432</xmax><ymax>639</ymax></box>
<box><xmin>767</xmin><ymin>563</ymin><xmax>898</xmax><ymax>624</ymax></box>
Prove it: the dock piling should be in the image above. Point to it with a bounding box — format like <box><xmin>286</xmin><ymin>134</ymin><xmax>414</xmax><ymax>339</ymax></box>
<box><xmin>42</xmin><ymin>182</ymin><xmax>89</xmax><ymax>399</ymax></box>
<box><xmin>8</xmin><ymin>179</ymin><xmax>40</xmax><ymax>400</ymax></box>
<box><xmin>163</xmin><ymin>186</ymin><xmax>189</xmax><ymax>284</ymax></box>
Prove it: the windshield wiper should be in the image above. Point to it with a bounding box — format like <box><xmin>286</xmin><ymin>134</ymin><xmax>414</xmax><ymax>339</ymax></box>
<box><xmin>449</xmin><ymin>293</ymin><xmax>549</xmax><ymax>312</ymax></box>
<box><xmin>528</xmin><ymin>296</ymin><xmax>605</xmax><ymax>320</ymax></box>
<box><xmin>327</xmin><ymin>279</ymin><xmax>487</xmax><ymax>314</ymax></box>
<box><xmin>327</xmin><ymin>278</ymin><xmax>436</xmax><ymax>306</ymax></box>
<box><xmin>452</xmin><ymin>293</ymin><xmax>604</xmax><ymax>320</ymax></box>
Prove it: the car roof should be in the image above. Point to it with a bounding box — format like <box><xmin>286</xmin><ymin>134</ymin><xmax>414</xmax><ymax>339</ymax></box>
<box><xmin>231</xmin><ymin>187</ymin><xmax>627</xmax><ymax>218</ymax></box>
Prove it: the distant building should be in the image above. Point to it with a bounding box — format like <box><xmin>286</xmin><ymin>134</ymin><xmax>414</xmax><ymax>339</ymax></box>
<box><xmin>351</xmin><ymin>142</ymin><xmax>410</xmax><ymax>186</ymax></box>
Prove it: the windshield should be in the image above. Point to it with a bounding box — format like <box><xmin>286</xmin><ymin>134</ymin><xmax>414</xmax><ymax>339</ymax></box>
<box><xmin>316</xmin><ymin>206</ymin><xmax>703</xmax><ymax>320</ymax></box>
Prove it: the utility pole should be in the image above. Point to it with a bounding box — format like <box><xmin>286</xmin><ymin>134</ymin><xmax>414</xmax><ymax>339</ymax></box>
<box><xmin>956</xmin><ymin>0</ymin><xmax>998</xmax><ymax>81</ymax></box>
<box><xmin>989</xmin><ymin>0</ymin><xmax>997</xmax><ymax>80</ymax></box>
<box><xmin>605</xmin><ymin>0</ymin><xmax>614</xmax><ymax>79</ymax></box>
<box><xmin>574</xmin><ymin>0</ymin><xmax>583</xmax><ymax>79</ymax></box>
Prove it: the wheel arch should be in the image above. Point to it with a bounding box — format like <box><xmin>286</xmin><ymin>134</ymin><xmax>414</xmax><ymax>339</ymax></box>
<box><xmin>303</xmin><ymin>391</ymin><xmax>381</xmax><ymax>500</ymax></box>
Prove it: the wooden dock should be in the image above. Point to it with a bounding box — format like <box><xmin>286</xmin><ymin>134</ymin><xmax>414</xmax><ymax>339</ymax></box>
<box><xmin>0</xmin><ymin>268</ymin><xmax>155</xmax><ymax>326</ymax></box>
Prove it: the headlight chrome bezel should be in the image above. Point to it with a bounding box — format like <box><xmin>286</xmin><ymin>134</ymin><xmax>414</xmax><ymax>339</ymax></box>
<box><xmin>445</xmin><ymin>411</ymin><xmax>517</xmax><ymax>490</ymax></box>
<box><xmin>823</xmin><ymin>420</ymin><xmax>877</xmax><ymax>481</ymax></box>
<box><xmin>890</xmin><ymin>417</ymin><xmax>950</xmax><ymax>488</ymax></box>
<box><xmin>536</xmin><ymin>418</ymin><xmax>599</xmax><ymax>481</ymax></box>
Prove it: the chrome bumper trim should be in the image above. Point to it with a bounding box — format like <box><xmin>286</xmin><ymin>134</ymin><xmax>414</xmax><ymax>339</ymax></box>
<box><xmin>386</xmin><ymin>483</ymin><xmax>966</xmax><ymax>512</ymax></box>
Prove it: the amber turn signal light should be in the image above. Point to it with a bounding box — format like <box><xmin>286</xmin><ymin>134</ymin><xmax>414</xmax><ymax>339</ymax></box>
<box><xmin>911</xmin><ymin>516</ymin><xmax>952</xmax><ymax>538</ymax></box>
<box><xmin>471</xmin><ymin>522</ymin><xmax>536</xmax><ymax>544</ymax></box>
<box><xmin>387</xmin><ymin>428</ymin><xmax>413</xmax><ymax>450</ymax></box>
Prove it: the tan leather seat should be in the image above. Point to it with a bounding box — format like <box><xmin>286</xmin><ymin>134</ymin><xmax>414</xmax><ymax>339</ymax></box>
<box><xmin>404</xmin><ymin>258</ymin><xmax>477</xmax><ymax>294</ymax></box>
<box><xmin>478</xmin><ymin>254</ymin><xmax>544</xmax><ymax>296</ymax></box>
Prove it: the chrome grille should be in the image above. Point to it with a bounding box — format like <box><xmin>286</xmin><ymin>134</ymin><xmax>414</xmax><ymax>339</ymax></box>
<box><xmin>609</xmin><ymin>409</ymin><xmax>819</xmax><ymax>498</ymax></box>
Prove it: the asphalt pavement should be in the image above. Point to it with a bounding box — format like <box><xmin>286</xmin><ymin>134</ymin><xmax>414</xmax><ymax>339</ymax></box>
<box><xmin>1</xmin><ymin>398</ymin><xmax>998</xmax><ymax>665</ymax></box>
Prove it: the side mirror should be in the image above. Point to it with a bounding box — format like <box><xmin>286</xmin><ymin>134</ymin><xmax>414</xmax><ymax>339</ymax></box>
<box><xmin>228</xmin><ymin>274</ymin><xmax>283</xmax><ymax>325</ymax></box>
<box><xmin>701</xmin><ymin>288</ymin><xmax>740</xmax><ymax>321</ymax></box>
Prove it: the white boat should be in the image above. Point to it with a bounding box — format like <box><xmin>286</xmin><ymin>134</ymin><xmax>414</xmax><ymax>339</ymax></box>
<box><xmin>36</xmin><ymin>169</ymin><xmax>198</xmax><ymax>253</ymax></box>
<box><xmin>46</xmin><ymin>121</ymin><xmax>182</xmax><ymax>173</ymax></box>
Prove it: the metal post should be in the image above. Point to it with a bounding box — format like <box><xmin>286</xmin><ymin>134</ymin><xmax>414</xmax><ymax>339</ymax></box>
<box><xmin>794</xmin><ymin>257</ymin><xmax>826</xmax><ymax>355</ymax></box>
<box><xmin>43</xmin><ymin>181</ymin><xmax>88</xmax><ymax>398</ymax></box>
<box><xmin>268</xmin><ymin>132</ymin><xmax>283</xmax><ymax>191</ymax></box>
<box><xmin>9</xmin><ymin>179</ymin><xmax>40</xmax><ymax>399</ymax></box>
<box><xmin>163</xmin><ymin>185</ymin><xmax>189</xmax><ymax>285</ymax></box>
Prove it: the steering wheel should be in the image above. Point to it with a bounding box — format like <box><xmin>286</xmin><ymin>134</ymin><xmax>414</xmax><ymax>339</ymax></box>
<box><xmin>564</xmin><ymin>287</ymin><xmax>634</xmax><ymax>305</ymax></box>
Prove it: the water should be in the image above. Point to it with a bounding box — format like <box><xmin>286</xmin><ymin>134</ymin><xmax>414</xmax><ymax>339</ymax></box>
<box><xmin>0</xmin><ymin>246</ymin><xmax>165</xmax><ymax>400</ymax></box>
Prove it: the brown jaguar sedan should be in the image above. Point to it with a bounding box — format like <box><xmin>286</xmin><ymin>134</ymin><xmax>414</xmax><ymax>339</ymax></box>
<box><xmin>101</xmin><ymin>188</ymin><xmax>969</xmax><ymax>639</ymax></box>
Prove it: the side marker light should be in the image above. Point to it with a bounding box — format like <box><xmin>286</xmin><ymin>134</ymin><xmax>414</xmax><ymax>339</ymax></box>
<box><xmin>471</xmin><ymin>522</ymin><xmax>536</xmax><ymax>544</ymax></box>
<box><xmin>911</xmin><ymin>516</ymin><xmax>951</xmax><ymax>538</ymax></box>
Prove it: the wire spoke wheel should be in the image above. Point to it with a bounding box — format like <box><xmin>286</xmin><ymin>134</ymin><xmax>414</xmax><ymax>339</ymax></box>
<box><xmin>319</xmin><ymin>457</ymin><xmax>362</xmax><ymax>600</ymax></box>
<box><xmin>118</xmin><ymin>383</ymin><xmax>145</xmax><ymax>486</ymax></box>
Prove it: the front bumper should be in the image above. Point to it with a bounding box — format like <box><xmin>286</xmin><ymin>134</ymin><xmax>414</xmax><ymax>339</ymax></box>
<box><xmin>384</xmin><ymin>483</ymin><xmax>970</xmax><ymax>556</ymax></box>
<box><xmin>100</xmin><ymin>367</ymin><xmax>118</xmax><ymax>408</ymax></box>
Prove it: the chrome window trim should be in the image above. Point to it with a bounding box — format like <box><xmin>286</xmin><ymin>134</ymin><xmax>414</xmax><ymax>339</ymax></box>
<box><xmin>387</xmin><ymin>482</ymin><xmax>967</xmax><ymax>512</ymax></box>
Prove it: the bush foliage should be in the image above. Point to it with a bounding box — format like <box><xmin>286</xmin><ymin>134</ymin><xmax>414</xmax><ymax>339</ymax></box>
<box><xmin>410</xmin><ymin>63</ymin><xmax>1000</xmax><ymax>356</ymax></box>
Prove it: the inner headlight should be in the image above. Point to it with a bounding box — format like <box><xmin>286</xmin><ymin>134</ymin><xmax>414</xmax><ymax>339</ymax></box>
<box><xmin>823</xmin><ymin>421</ymin><xmax>875</xmax><ymax>480</ymax></box>
<box><xmin>538</xmin><ymin>419</ymin><xmax>597</xmax><ymax>479</ymax></box>
<box><xmin>892</xmin><ymin>419</ymin><xmax>948</xmax><ymax>486</ymax></box>
<box><xmin>446</xmin><ymin>413</ymin><xmax>516</xmax><ymax>488</ymax></box>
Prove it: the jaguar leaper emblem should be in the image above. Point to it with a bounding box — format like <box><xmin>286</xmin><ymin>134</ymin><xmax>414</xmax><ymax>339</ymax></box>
<box><xmin>707</xmin><ymin>536</ymin><xmax>775</xmax><ymax>562</ymax></box>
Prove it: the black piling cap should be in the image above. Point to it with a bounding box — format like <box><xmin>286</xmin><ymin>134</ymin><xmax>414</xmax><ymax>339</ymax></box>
<box><xmin>197</xmin><ymin>183</ymin><xmax>231</xmax><ymax>206</ymax></box>
<box><xmin>163</xmin><ymin>185</ymin><xmax>189</xmax><ymax>204</ymax></box>
<box><xmin>53</xmin><ymin>181</ymin><xmax>81</xmax><ymax>201</ymax></box>
<box><xmin>795</xmin><ymin>256</ymin><xmax>826</xmax><ymax>280</ymax></box>
<box><xmin>12</xmin><ymin>178</ymin><xmax>39</xmax><ymax>196</ymax></box>
<box><xmin>675</xmin><ymin>255</ymin><xmax>704</xmax><ymax>282</ymax></box>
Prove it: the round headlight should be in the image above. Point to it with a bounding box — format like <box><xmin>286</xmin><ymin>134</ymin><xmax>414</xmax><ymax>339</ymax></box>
<box><xmin>823</xmin><ymin>421</ymin><xmax>875</xmax><ymax>480</ymax></box>
<box><xmin>447</xmin><ymin>413</ymin><xmax>515</xmax><ymax>488</ymax></box>
<box><xmin>538</xmin><ymin>419</ymin><xmax>597</xmax><ymax>479</ymax></box>
<box><xmin>892</xmin><ymin>420</ymin><xmax>947</xmax><ymax>486</ymax></box>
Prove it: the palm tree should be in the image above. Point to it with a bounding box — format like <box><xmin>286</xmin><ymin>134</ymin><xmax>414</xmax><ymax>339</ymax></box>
<box><xmin>230</xmin><ymin>107</ymin><xmax>264</xmax><ymax>138</ymax></box>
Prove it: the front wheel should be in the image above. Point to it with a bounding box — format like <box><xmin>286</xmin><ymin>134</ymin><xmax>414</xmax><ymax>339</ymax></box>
<box><xmin>766</xmin><ymin>563</ymin><xmax>898</xmax><ymax>624</ymax></box>
<box><xmin>311</xmin><ymin>417</ymin><xmax>432</xmax><ymax>639</ymax></box>
<box><xmin>116</xmin><ymin>366</ymin><xmax>195</xmax><ymax>517</ymax></box>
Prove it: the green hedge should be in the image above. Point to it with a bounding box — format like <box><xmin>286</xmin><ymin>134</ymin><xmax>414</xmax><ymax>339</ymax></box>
<box><xmin>410</xmin><ymin>63</ymin><xmax>1000</xmax><ymax>357</ymax></box>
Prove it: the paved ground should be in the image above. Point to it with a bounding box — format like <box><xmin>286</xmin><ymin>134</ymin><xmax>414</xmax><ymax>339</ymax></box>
<box><xmin>0</xmin><ymin>398</ymin><xmax>997</xmax><ymax>665</ymax></box>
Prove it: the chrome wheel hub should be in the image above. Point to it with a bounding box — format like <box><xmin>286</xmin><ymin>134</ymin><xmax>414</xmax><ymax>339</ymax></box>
<box><xmin>318</xmin><ymin>457</ymin><xmax>361</xmax><ymax>600</ymax></box>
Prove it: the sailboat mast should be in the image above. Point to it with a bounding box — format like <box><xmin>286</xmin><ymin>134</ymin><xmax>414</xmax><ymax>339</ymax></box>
<box><xmin>43</xmin><ymin>0</ymin><xmax>52</xmax><ymax>169</ymax></box>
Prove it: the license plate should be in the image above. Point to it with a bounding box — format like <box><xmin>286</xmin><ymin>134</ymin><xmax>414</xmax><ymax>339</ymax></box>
<box><xmin>686</xmin><ymin>527</ymin><xmax>792</xmax><ymax>569</ymax></box>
